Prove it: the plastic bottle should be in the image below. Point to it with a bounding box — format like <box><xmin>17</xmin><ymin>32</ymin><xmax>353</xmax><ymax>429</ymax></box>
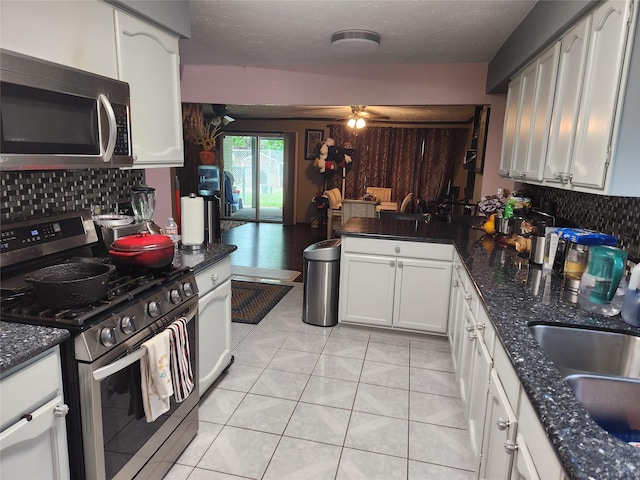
<box><xmin>164</xmin><ymin>217</ymin><xmax>178</xmax><ymax>244</ymax></box>
<box><xmin>621</xmin><ymin>263</ymin><xmax>640</xmax><ymax>327</ymax></box>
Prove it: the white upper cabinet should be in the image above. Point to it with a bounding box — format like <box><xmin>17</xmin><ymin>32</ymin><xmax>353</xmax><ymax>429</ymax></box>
<box><xmin>543</xmin><ymin>17</ymin><xmax>591</xmax><ymax>185</ymax></box>
<box><xmin>0</xmin><ymin>0</ymin><xmax>118</xmax><ymax>78</ymax></box>
<box><xmin>570</xmin><ymin>0</ymin><xmax>634</xmax><ymax>189</ymax></box>
<box><xmin>115</xmin><ymin>12</ymin><xmax>184</xmax><ymax>167</ymax></box>
<box><xmin>499</xmin><ymin>43</ymin><xmax>560</xmax><ymax>181</ymax></box>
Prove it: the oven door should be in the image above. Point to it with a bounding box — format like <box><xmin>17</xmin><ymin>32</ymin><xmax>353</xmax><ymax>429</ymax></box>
<box><xmin>78</xmin><ymin>298</ymin><xmax>198</xmax><ymax>480</ymax></box>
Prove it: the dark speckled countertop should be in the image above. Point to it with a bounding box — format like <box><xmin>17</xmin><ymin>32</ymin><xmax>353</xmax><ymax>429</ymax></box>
<box><xmin>0</xmin><ymin>243</ymin><xmax>237</xmax><ymax>375</ymax></box>
<box><xmin>337</xmin><ymin>217</ymin><xmax>640</xmax><ymax>480</ymax></box>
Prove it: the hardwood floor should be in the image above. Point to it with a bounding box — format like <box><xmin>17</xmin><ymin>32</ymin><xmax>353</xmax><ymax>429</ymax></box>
<box><xmin>221</xmin><ymin>223</ymin><xmax>326</xmax><ymax>276</ymax></box>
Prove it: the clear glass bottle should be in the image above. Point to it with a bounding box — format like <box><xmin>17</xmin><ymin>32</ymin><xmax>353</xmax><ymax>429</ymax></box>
<box><xmin>164</xmin><ymin>217</ymin><xmax>178</xmax><ymax>244</ymax></box>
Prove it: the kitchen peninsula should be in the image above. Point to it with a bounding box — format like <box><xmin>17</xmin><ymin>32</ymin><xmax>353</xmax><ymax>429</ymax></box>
<box><xmin>336</xmin><ymin>217</ymin><xmax>640</xmax><ymax>480</ymax></box>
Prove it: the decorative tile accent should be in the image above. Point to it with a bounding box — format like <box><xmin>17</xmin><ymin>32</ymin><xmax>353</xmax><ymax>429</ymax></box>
<box><xmin>522</xmin><ymin>185</ymin><xmax>640</xmax><ymax>261</ymax></box>
<box><xmin>1</xmin><ymin>169</ymin><xmax>144</xmax><ymax>221</ymax></box>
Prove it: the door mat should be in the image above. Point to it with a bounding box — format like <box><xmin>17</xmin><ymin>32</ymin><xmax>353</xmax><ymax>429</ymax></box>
<box><xmin>231</xmin><ymin>280</ymin><xmax>293</xmax><ymax>325</ymax></box>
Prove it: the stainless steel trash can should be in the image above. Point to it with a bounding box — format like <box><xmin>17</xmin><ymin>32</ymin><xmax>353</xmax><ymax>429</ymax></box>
<box><xmin>302</xmin><ymin>238</ymin><xmax>342</xmax><ymax>326</ymax></box>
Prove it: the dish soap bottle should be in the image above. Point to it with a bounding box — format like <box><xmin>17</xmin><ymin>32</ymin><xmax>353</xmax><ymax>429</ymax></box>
<box><xmin>164</xmin><ymin>217</ymin><xmax>178</xmax><ymax>244</ymax></box>
<box><xmin>621</xmin><ymin>263</ymin><xmax>640</xmax><ymax>327</ymax></box>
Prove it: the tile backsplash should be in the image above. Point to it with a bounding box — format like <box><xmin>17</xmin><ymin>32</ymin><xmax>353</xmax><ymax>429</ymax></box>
<box><xmin>521</xmin><ymin>184</ymin><xmax>640</xmax><ymax>262</ymax></box>
<box><xmin>1</xmin><ymin>169</ymin><xmax>145</xmax><ymax>222</ymax></box>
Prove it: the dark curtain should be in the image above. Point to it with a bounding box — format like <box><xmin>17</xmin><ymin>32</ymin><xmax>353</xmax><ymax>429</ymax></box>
<box><xmin>327</xmin><ymin>124</ymin><xmax>468</xmax><ymax>205</ymax></box>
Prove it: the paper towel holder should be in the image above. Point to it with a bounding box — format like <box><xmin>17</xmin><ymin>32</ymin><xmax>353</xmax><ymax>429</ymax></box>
<box><xmin>180</xmin><ymin>193</ymin><xmax>206</xmax><ymax>252</ymax></box>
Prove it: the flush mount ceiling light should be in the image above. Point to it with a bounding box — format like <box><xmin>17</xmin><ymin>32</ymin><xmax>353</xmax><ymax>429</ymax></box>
<box><xmin>331</xmin><ymin>30</ymin><xmax>380</xmax><ymax>53</ymax></box>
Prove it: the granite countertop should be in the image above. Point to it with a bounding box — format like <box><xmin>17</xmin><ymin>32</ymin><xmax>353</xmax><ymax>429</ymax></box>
<box><xmin>173</xmin><ymin>243</ymin><xmax>237</xmax><ymax>272</ymax></box>
<box><xmin>337</xmin><ymin>217</ymin><xmax>640</xmax><ymax>480</ymax></box>
<box><xmin>0</xmin><ymin>323</ymin><xmax>69</xmax><ymax>375</ymax></box>
<box><xmin>0</xmin><ymin>243</ymin><xmax>237</xmax><ymax>375</ymax></box>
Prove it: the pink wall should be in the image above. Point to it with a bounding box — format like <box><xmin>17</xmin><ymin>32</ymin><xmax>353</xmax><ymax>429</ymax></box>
<box><xmin>149</xmin><ymin>63</ymin><xmax>514</xmax><ymax>222</ymax></box>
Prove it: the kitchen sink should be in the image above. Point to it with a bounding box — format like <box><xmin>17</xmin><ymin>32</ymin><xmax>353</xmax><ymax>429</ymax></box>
<box><xmin>528</xmin><ymin>324</ymin><xmax>640</xmax><ymax>379</ymax></box>
<box><xmin>565</xmin><ymin>374</ymin><xmax>640</xmax><ymax>442</ymax></box>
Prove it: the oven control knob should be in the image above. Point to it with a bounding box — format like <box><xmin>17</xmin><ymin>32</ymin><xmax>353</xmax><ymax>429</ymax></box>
<box><xmin>100</xmin><ymin>327</ymin><xmax>116</xmax><ymax>347</ymax></box>
<box><xmin>120</xmin><ymin>315</ymin><xmax>136</xmax><ymax>334</ymax></box>
<box><xmin>148</xmin><ymin>301</ymin><xmax>161</xmax><ymax>318</ymax></box>
<box><xmin>183</xmin><ymin>282</ymin><xmax>195</xmax><ymax>297</ymax></box>
<box><xmin>170</xmin><ymin>289</ymin><xmax>182</xmax><ymax>304</ymax></box>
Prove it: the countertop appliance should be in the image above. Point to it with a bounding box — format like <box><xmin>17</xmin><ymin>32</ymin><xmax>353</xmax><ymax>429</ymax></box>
<box><xmin>197</xmin><ymin>165</ymin><xmax>221</xmax><ymax>244</ymax></box>
<box><xmin>0</xmin><ymin>49</ymin><xmax>133</xmax><ymax>170</ymax></box>
<box><xmin>0</xmin><ymin>211</ymin><xmax>199</xmax><ymax>480</ymax></box>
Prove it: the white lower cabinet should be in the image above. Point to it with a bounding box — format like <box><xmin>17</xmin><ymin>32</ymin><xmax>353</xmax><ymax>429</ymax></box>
<box><xmin>449</xmin><ymin>260</ymin><xmax>566</xmax><ymax>479</ymax></box>
<box><xmin>0</xmin><ymin>347</ymin><xmax>70</xmax><ymax>480</ymax></box>
<box><xmin>339</xmin><ymin>237</ymin><xmax>453</xmax><ymax>333</ymax></box>
<box><xmin>195</xmin><ymin>257</ymin><xmax>233</xmax><ymax>397</ymax></box>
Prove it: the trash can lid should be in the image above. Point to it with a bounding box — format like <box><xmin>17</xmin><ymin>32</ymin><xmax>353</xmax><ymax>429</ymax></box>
<box><xmin>303</xmin><ymin>238</ymin><xmax>342</xmax><ymax>261</ymax></box>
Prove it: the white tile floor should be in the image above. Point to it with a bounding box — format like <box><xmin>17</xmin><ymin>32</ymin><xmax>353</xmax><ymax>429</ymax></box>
<box><xmin>166</xmin><ymin>284</ymin><xmax>475</xmax><ymax>480</ymax></box>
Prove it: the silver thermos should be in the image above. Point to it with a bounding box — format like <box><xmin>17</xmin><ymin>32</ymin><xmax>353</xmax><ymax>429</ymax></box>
<box><xmin>529</xmin><ymin>213</ymin><xmax>554</xmax><ymax>265</ymax></box>
<box><xmin>203</xmin><ymin>196</ymin><xmax>221</xmax><ymax>244</ymax></box>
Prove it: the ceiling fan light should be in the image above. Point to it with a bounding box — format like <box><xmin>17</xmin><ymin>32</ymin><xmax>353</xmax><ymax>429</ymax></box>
<box><xmin>331</xmin><ymin>30</ymin><xmax>380</xmax><ymax>53</ymax></box>
<box><xmin>222</xmin><ymin>115</ymin><xmax>235</xmax><ymax>125</ymax></box>
<box><xmin>355</xmin><ymin>117</ymin><xmax>366</xmax><ymax>129</ymax></box>
<box><xmin>347</xmin><ymin>117</ymin><xmax>357</xmax><ymax>128</ymax></box>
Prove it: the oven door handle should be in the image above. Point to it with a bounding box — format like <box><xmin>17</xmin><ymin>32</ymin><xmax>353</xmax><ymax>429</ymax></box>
<box><xmin>92</xmin><ymin>345</ymin><xmax>147</xmax><ymax>381</ymax></box>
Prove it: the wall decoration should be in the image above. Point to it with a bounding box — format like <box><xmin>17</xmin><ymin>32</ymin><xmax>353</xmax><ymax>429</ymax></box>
<box><xmin>305</xmin><ymin>129</ymin><xmax>324</xmax><ymax>160</ymax></box>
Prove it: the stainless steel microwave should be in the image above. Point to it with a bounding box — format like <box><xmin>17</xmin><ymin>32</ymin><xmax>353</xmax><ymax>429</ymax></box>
<box><xmin>0</xmin><ymin>49</ymin><xmax>133</xmax><ymax>170</ymax></box>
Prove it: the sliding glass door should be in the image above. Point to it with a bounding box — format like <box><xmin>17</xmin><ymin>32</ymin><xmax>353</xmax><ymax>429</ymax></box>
<box><xmin>221</xmin><ymin>134</ymin><xmax>284</xmax><ymax>222</ymax></box>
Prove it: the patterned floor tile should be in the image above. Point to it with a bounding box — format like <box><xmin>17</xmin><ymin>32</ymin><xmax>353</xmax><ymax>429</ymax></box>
<box><xmin>231</xmin><ymin>343</ymin><xmax>278</xmax><ymax>368</ymax></box>
<box><xmin>249</xmin><ymin>368</ymin><xmax>310</xmax><ymax>400</ymax></box>
<box><xmin>337</xmin><ymin>448</ymin><xmax>408</xmax><ymax>480</ymax></box>
<box><xmin>281</xmin><ymin>331</ymin><xmax>329</xmax><ymax>353</ymax></box>
<box><xmin>213</xmin><ymin>364</ymin><xmax>263</xmax><ymax>392</ymax></box>
<box><xmin>408</xmin><ymin>460</ymin><xmax>475</xmax><ymax>480</ymax></box>
<box><xmin>322</xmin><ymin>336</ymin><xmax>368</xmax><ymax>359</ymax></box>
<box><xmin>344</xmin><ymin>411</ymin><xmax>409</xmax><ymax>457</ymax></box>
<box><xmin>267</xmin><ymin>348</ymin><xmax>321</xmax><ymax>374</ymax></box>
<box><xmin>409</xmin><ymin>390</ymin><xmax>467</xmax><ymax>429</ymax></box>
<box><xmin>312</xmin><ymin>354</ymin><xmax>364</xmax><ymax>382</ymax></box>
<box><xmin>263</xmin><ymin>436</ymin><xmax>341</xmax><ymax>480</ymax></box>
<box><xmin>300</xmin><ymin>375</ymin><xmax>358</xmax><ymax>409</ymax></box>
<box><xmin>353</xmin><ymin>383</ymin><xmax>409</xmax><ymax>419</ymax></box>
<box><xmin>227</xmin><ymin>393</ymin><xmax>296</xmax><ymax>434</ymax></box>
<box><xmin>410</xmin><ymin>366</ymin><xmax>459</xmax><ymax>397</ymax></box>
<box><xmin>410</xmin><ymin>347</ymin><xmax>455</xmax><ymax>372</ymax></box>
<box><xmin>284</xmin><ymin>402</ymin><xmax>351</xmax><ymax>445</ymax></box>
<box><xmin>409</xmin><ymin>421</ymin><xmax>476</xmax><ymax>471</ymax></box>
<box><xmin>365</xmin><ymin>342</ymin><xmax>410</xmax><ymax>366</ymax></box>
<box><xmin>198</xmin><ymin>388</ymin><xmax>245</xmax><ymax>424</ymax></box>
<box><xmin>360</xmin><ymin>360</ymin><xmax>410</xmax><ymax>390</ymax></box>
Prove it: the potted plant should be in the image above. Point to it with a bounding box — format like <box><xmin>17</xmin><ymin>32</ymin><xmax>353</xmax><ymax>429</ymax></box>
<box><xmin>183</xmin><ymin>109</ymin><xmax>223</xmax><ymax>164</ymax></box>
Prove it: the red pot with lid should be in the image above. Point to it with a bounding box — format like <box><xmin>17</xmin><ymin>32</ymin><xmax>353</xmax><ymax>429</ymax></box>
<box><xmin>109</xmin><ymin>233</ymin><xmax>175</xmax><ymax>270</ymax></box>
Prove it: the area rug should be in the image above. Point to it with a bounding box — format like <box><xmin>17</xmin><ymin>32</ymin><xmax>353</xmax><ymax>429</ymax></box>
<box><xmin>231</xmin><ymin>280</ymin><xmax>293</xmax><ymax>325</ymax></box>
<box><xmin>231</xmin><ymin>266</ymin><xmax>302</xmax><ymax>283</ymax></box>
<box><xmin>221</xmin><ymin>220</ymin><xmax>248</xmax><ymax>232</ymax></box>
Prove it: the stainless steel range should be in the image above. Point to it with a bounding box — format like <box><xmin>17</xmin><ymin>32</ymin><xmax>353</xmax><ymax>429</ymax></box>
<box><xmin>0</xmin><ymin>211</ymin><xmax>199</xmax><ymax>480</ymax></box>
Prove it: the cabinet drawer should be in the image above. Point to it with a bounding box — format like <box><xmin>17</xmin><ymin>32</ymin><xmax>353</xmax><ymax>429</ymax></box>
<box><xmin>1</xmin><ymin>348</ymin><xmax>62</xmax><ymax>431</ymax></box>
<box><xmin>195</xmin><ymin>257</ymin><xmax>231</xmax><ymax>296</ymax></box>
<box><xmin>343</xmin><ymin>237</ymin><xmax>454</xmax><ymax>261</ymax></box>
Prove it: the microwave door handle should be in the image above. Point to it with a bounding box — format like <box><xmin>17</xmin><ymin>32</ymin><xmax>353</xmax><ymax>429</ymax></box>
<box><xmin>98</xmin><ymin>93</ymin><xmax>117</xmax><ymax>163</ymax></box>
<box><xmin>92</xmin><ymin>345</ymin><xmax>147</xmax><ymax>381</ymax></box>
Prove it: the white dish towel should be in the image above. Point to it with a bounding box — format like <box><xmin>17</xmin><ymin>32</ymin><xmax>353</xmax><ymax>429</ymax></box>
<box><xmin>140</xmin><ymin>329</ymin><xmax>174</xmax><ymax>422</ymax></box>
<box><xmin>168</xmin><ymin>317</ymin><xmax>194</xmax><ymax>402</ymax></box>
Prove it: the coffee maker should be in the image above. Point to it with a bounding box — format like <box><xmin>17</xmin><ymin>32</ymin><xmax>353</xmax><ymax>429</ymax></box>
<box><xmin>197</xmin><ymin>165</ymin><xmax>222</xmax><ymax>243</ymax></box>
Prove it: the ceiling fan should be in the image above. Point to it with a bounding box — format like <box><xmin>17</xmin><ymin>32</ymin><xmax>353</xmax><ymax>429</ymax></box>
<box><xmin>202</xmin><ymin>104</ymin><xmax>235</xmax><ymax>126</ymax></box>
<box><xmin>345</xmin><ymin>105</ymin><xmax>389</xmax><ymax>129</ymax></box>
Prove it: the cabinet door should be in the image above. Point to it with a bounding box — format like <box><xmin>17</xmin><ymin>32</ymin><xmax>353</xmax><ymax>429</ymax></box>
<box><xmin>393</xmin><ymin>258</ymin><xmax>452</xmax><ymax>333</ymax></box>
<box><xmin>115</xmin><ymin>12</ymin><xmax>184</xmax><ymax>167</ymax></box>
<box><xmin>570</xmin><ymin>0</ymin><xmax>632</xmax><ymax>189</ymax></box>
<box><xmin>511</xmin><ymin>62</ymin><xmax>538</xmax><ymax>180</ymax></box>
<box><xmin>510</xmin><ymin>432</ymin><xmax>541</xmax><ymax>480</ymax></box>
<box><xmin>525</xmin><ymin>43</ymin><xmax>561</xmax><ymax>181</ymax></box>
<box><xmin>457</xmin><ymin>305</ymin><xmax>476</xmax><ymax>407</ymax></box>
<box><xmin>339</xmin><ymin>253</ymin><xmax>395</xmax><ymax>326</ymax></box>
<box><xmin>479</xmin><ymin>370</ymin><xmax>518</xmax><ymax>480</ymax></box>
<box><xmin>0</xmin><ymin>0</ymin><xmax>118</xmax><ymax>78</ymax></box>
<box><xmin>544</xmin><ymin>16</ymin><xmax>591</xmax><ymax>183</ymax></box>
<box><xmin>448</xmin><ymin>267</ymin><xmax>463</xmax><ymax>354</ymax></box>
<box><xmin>199</xmin><ymin>279</ymin><xmax>232</xmax><ymax>397</ymax></box>
<box><xmin>0</xmin><ymin>395</ymin><xmax>70</xmax><ymax>480</ymax></box>
<box><xmin>467</xmin><ymin>332</ymin><xmax>492</xmax><ymax>461</ymax></box>
<box><xmin>499</xmin><ymin>75</ymin><xmax>523</xmax><ymax>177</ymax></box>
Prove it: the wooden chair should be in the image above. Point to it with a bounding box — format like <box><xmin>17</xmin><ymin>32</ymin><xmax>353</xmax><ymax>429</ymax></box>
<box><xmin>366</xmin><ymin>187</ymin><xmax>397</xmax><ymax>213</ymax></box>
<box><xmin>399</xmin><ymin>192</ymin><xmax>413</xmax><ymax>213</ymax></box>
<box><xmin>324</xmin><ymin>188</ymin><xmax>342</xmax><ymax>239</ymax></box>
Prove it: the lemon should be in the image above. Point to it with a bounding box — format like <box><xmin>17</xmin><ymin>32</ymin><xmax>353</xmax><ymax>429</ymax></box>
<box><xmin>483</xmin><ymin>221</ymin><xmax>496</xmax><ymax>235</ymax></box>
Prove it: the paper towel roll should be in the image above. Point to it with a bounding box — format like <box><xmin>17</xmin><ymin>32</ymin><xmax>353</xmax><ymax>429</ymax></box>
<box><xmin>180</xmin><ymin>195</ymin><xmax>204</xmax><ymax>246</ymax></box>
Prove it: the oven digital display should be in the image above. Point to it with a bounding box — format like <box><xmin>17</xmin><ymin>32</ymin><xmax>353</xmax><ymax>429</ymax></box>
<box><xmin>0</xmin><ymin>218</ymin><xmax>84</xmax><ymax>253</ymax></box>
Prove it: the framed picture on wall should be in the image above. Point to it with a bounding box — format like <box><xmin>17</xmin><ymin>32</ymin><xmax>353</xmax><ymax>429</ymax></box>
<box><xmin>305</xmin><ymin>129</ymin><xmax>324</xmax><ymax>160</ymax></box>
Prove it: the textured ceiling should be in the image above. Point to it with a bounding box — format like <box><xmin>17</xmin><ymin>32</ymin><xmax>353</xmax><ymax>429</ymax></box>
<box><xmin>180</xmin><ymin>0</ymin><xmax>537</xmax><ymax>123</ymax></box>
<box><xmin>180</xmin><ymin>0</ymin><xmax>537</xmax><ymax>67</ymax></box>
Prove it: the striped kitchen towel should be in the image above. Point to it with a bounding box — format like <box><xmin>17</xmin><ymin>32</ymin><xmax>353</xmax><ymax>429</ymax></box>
<box><xmin>167</xmin><ymin>317</ymin><xmax>194</xmax><ymax>402</ymax></box>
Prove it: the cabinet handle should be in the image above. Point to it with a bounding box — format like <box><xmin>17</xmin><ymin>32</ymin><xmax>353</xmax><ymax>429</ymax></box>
<box><xmin>468</xmin><ymin>333</ymin><xmax>477</xmax><ymax>340</ymax></box>
<box><xmin>395</xmin><ymin>246</ymin><xmax>401</xmax><ymax>254</ymax></box>
<box><xmin>389</xmin><ymin>260</ymin><xmax>395</xmax><ymax>267</ymax></box>
<box><xmin>455</xmin><ymin>263</ymin><xmax>462</xmax><ymax>270</ymax></box>
<box><xmin>496</xmin><ymin>418</ymin><xmax>511</xmax><ymax>430</ymax></box>
<box><xmin>53</xmin><ymin>404</ymin><xmax>69</xmax><ymax>418</ymax></box>
<box><xmin>211</xmin><ymin>274</ymin><xmax>218</xmax><ymax>281</ymax></box>
<box><xmin>453</xmin><ymin>279</ymin><xmax>459</xmax><ymax>287</ymax></box>
<box><xmin>519</xmin><ymin>172</ymin><xmax>526</xmax><ymax>178</ymax></box>
<box><xmin>465</xmin><ymin>325</ymin><xmax>474</xmax><ymax>332</ymax></box>
<box><xmin>504</xmin><ymin>440</ymin><xmax>518</xmax><ymax>455</ymax></box>
<box><xmin>465</xmin><ymin>294</ymin><xmax>473</xmax><ymax>302</ymax></box>
<box><xmin>398</xmin><ymin>261</ymin><xmax>403</xmax><ymax>269</ymax></box>
<box><xmin>476</xmin><ymin>323</ymin><xmax>486</xmax><ymax>331</ymax></box>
